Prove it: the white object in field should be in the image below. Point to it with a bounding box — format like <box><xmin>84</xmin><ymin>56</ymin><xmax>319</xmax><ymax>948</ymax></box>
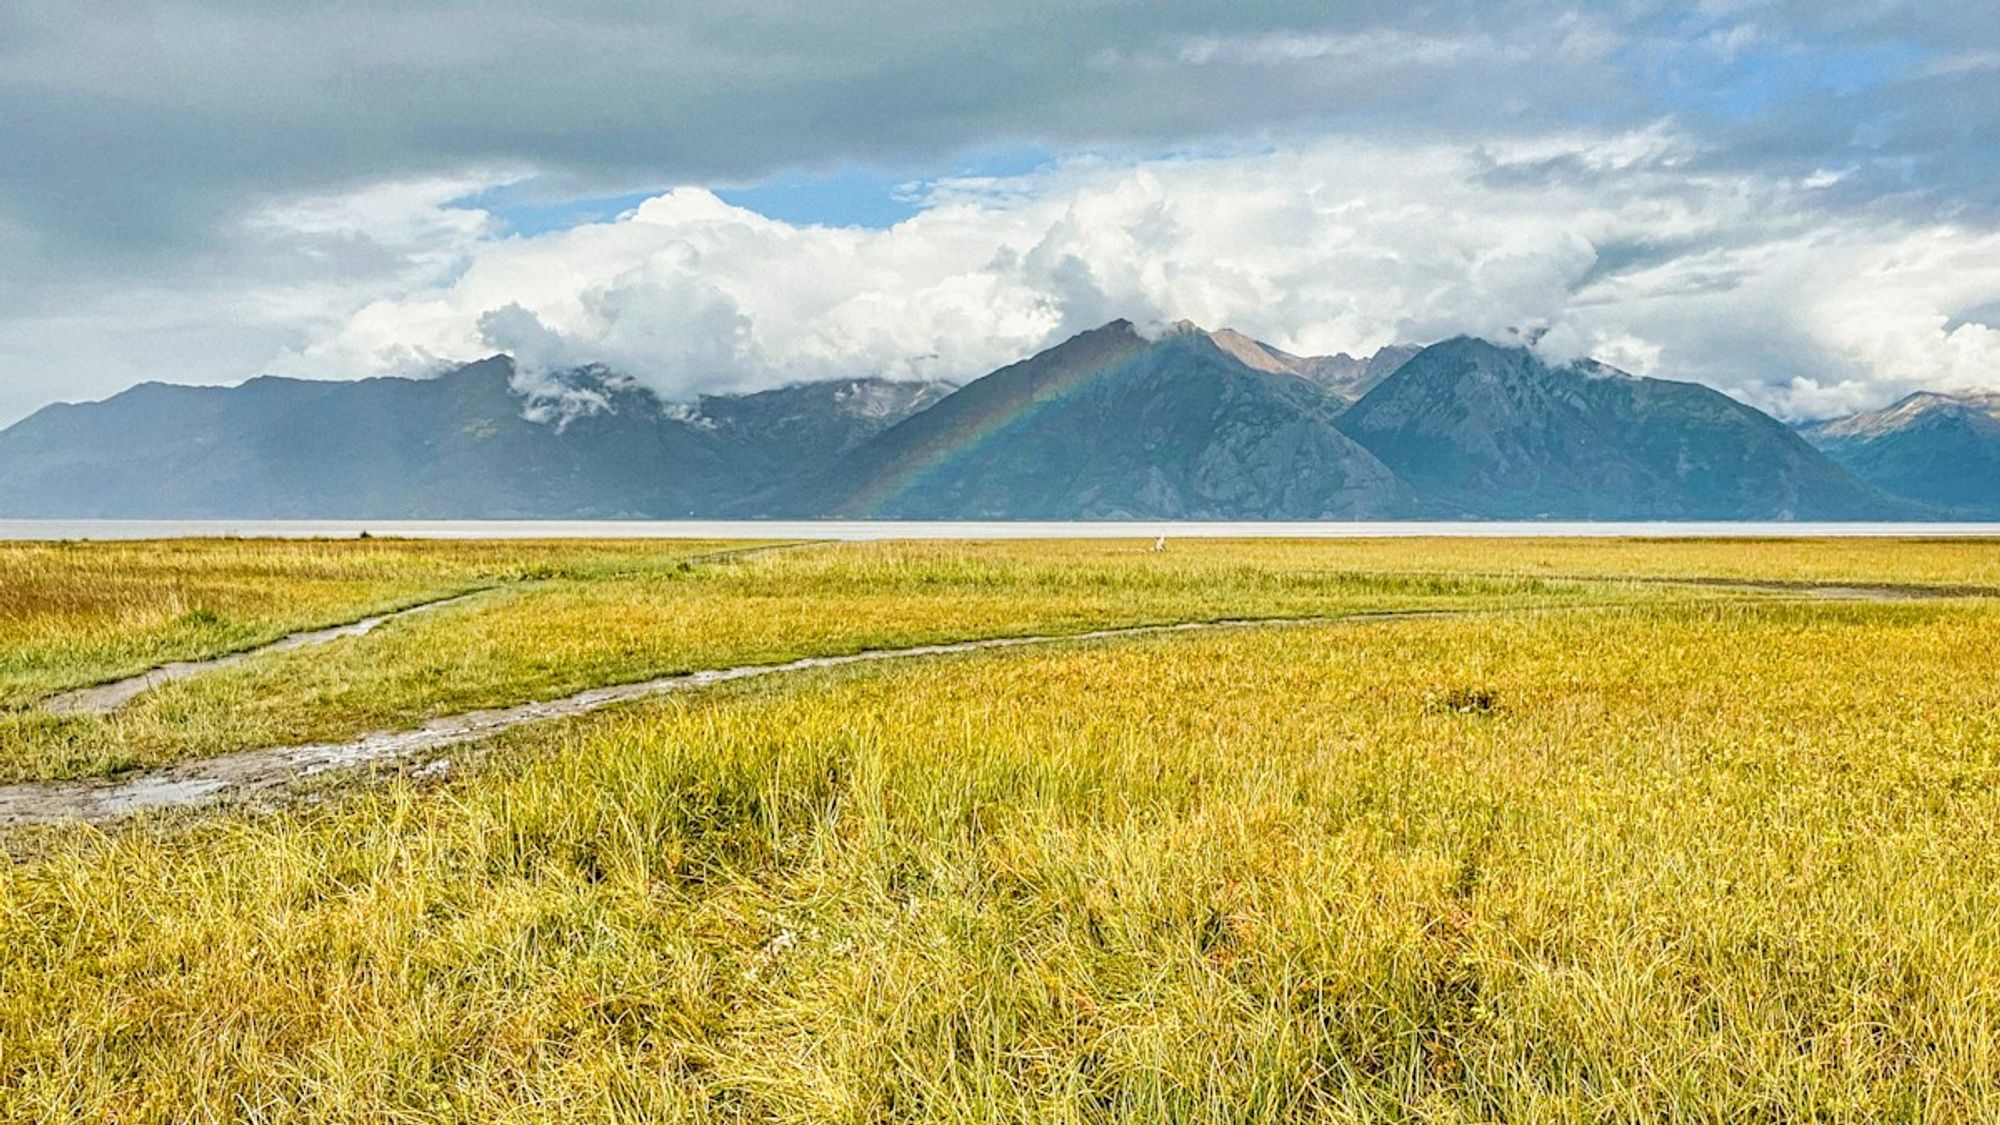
<box><xmin>1153</xmin><ymin>536</ymin><xmax>1166</xmax><ymax>552</ymax></box>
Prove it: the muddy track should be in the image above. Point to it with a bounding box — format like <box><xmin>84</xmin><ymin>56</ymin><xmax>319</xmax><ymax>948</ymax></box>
<box><xmin>0</xmin><ymin>579</ymin><xmax>1966</xmax><ymax>828</ymax></box>
<box><xmin>40</xmin><ymin>590</ymin><xmax>494</xmax><ymax>716</ymax></box>
<box><xmin>0</xmin><ymin>607</ymin><xmax>1478</xmax><ymax>827</ymax></box>
<box><xmin>1624</xmin><ymin>575</ymin><xmax>1993</xmax><ymax>601</ymax></box>
<box><xmin>1417</xmin><ymin>570</ymin><xmax>1990</xmax><ymax>603</ymax></box>
<box><xmin>35</xmin><ymin>540</ymin><xmax>820</xmax><ymax>717</ymax></box>
<box><xmin>28</xmin><ymin>549</ymin><xmax>1939</xmax><ymax>719</ymax></box>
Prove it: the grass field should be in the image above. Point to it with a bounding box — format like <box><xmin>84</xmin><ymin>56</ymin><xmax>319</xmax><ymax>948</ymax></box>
<box><xmin>0</xmin><ymin>540</ymin><xmax>1683</xmax><ymax>784</ymax></box>
<box><xmin>1</xmin><ymin>537</ymin><xmax>1997</xmax><ymax>1121</ymax></box>
<box><xmin>0</xmin><ymin>538</ymin><xmax>754</xmax><ymax>708</ymax></box>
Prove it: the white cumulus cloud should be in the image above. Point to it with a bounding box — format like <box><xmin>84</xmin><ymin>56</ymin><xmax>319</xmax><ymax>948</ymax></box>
<box><xmin>207</xmin><ymin>132</ymin><xmax>2000</xmax><ymax>421</ymax></box>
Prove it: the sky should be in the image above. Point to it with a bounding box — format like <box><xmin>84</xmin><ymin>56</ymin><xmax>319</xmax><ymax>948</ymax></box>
<box><xmin>2</xmin><ymin>1</ymin><xmax>1998</xmax><ymax>425</ymax></box>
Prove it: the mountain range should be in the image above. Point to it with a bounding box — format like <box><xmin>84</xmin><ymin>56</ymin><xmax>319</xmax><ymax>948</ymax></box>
<box><xmin>0</xmin><ymin>360</ymin><xmax>949</xmax><ymax>518</ymax></box>
<box><xmin>0</xmin><ymin>319</ymin><xmax>1972</xmax><ymax>520</ymax></box>
<box><xmin>773</xmin><ymin>322</ymin><xmax>1414</xmax><ymax>519</ymax></box>
<box><xmin>1340</xmin><ymin>337</ymin><xmax>1893</xmax><ymax>520</ymax></box>
<box><xmin>1797</xmin><ymin>391</ymin><xmax>2000</xmax><ymax>518</ymax></box>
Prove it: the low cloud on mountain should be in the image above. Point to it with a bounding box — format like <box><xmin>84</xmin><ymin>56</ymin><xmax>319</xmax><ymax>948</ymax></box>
<box><xmin>259</xmin><ymin>136</ymin><xmax>2000</xmax><ymax>421</ymax></box>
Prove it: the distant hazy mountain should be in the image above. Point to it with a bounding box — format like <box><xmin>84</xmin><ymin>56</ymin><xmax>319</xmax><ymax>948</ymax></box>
<box><xmin>1800</xmin><ymin>392</ymin><xmax>2000</xmax><ymax>516</ymax></box>
<box><xmin>0</xmin><ymin>358</ymin><xmax>948</xmax><ymax>518</ymax></box>
<box><xmin>774</xmin><ymin>320</ymin><xmax>1415</xmax><ymax>518</ymax></box>
<box><xmin>1204</xmin><ymin>328</ymin><xmax>1419</xmax><ymax>402</ymax></box>
<box><xmin>691</xmin><ymin>376</ymin><xmax>954</xmax><ymax>482</ymax></box>
<box><xmin>1335</xmin><ymin>337</ymin><xmax>1911</xmax><ymax>519</ymax></box>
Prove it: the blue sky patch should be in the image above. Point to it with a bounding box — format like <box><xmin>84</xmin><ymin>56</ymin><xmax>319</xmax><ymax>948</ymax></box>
<box><xmin>461</xmin><ymin>144</ymin><xmax>1063</xmax><ymax>237</ymax></box>
<box><xmin>452</xmin><ymin>184</ymin><xmax>663</xmax><ymax>237</ymax></box>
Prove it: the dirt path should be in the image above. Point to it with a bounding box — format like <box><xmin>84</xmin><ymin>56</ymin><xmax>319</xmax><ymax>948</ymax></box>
<box><xmin>41</xmin><ymin>590</ymin><xmax>492</xmax><ymax>716</ymax></box>
<box><xmin>0</xmin><ymin>608</ymin><xmax>1466</xmax><ymax>827</ymax></box>
<box><xmin>1620</xmin><ymin>576</ymin><xmax>1988</xmax><ymax>601</ymax></box>
<box><xmin>30</xmin><ymin>550</ymin><xmax>1937</xmax><ymax>720</ymax></box>
<box><xmin>1</xmin><ymin>579</ymin><xmax>1970</xmax><ymax>828</ymax></box>
<box><xmin>35</xmin><ymin>541</ymin><xmax>816</xmax><ymax>717</ymax></box>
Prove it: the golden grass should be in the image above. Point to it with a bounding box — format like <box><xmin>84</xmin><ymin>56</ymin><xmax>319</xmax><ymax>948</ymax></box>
<box><xmin>3</xmin><ymin>588</ymin><xmax>1999</xmax><ymax>1120</ymax></box>
<box><xmin>0</xmin><ymin>538</ymin><xmax>751</xmax><ymax>707</ymax></box>
<box><xmin>7</xmin><ymin>536</ymin><xmax>1997</xmax><ymax>783</ymax></box>
<box><xmin>3</xmin><ymin>537</ymin><xmax>1999</xmax><ymax>1119</ymax></box>
<box><xmin>0</xmin><ymin>540</ymin><xmax>1653</xmax><ymax>783</ymax></box>
<box><xmin>1183</xmin><ymin>536</ymin><xmax>2000</xmax><ymax>588</ymax></box>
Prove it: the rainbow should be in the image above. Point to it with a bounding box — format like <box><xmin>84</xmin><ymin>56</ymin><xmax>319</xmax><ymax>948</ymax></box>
<box><xmin>847</xmin><ymin>328</ymin><xmax>1153</xmax><ymax>516</ymax></box>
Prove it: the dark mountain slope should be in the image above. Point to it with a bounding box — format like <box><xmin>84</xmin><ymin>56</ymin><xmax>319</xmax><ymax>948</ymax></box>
<box><xmin>0</xmin><ymin>328</ymin><xmax>1949</xmax><ymax>521</ymax></box>
<box><xmin>1799</xmin><ymin>391</ymin><xmax>2000</xmax><ymax>516</ymax></box>
<box><xmin>695</xmin><ymin>377</ymin><xmax>954</xmax><ymax>482</ymax></box>
<box><xmin>1336</xmin><ymin>337</ymin><xmax>1911</xmax><ymax>519</ymax></box>
<box><xmin>775</xmin><ymin>321</ymin><xmax>1415</xmax><ymax>519</ymax></box>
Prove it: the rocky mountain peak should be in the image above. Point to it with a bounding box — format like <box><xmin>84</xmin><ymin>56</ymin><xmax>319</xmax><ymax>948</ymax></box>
<box><xmin>1798</xmin><ymin>388</ymin><xmax>2000</xmax><ymax>516</ymax></box>
<box><xmin>1811</xmin><ymin>390</ymin><xmax>2000</xmax><ymax>442</ymax></box>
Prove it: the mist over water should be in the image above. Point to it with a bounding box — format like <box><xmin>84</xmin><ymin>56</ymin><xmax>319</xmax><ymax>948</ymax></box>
<box><xmin>3</xmin><ymin>520</ymin><xmax>1998</xmax><ymax>541</ymax></box>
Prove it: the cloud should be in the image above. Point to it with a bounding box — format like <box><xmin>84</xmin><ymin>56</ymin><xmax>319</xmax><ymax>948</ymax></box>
<box><xmin>0</xmin><ymin>174</ymin><xmax>504</xmax><ymax>422</ymax></box>
<box><xmin>1165</xmin><ymin>28</ymin><xmax>1507</xmax><ymax>70</ymax></box>
<box><xmin>241</xmin><ymin>131</ymin><xmax>1999</xmax><ymax>421</ymax></box>
<box><xmin>1792</xmin><ymin>226</ymin><xmax>2000</xmax><ymax>407</ymax></box>
<box><xmin>6</xmin><ymin>1</ymin><xmax>1991</xmax><ymax>274</ymax></box>
<box><xmin>2</xmin><ymin>2</ymin><xmax>1998</xmax><ymax>422</ymax></box>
